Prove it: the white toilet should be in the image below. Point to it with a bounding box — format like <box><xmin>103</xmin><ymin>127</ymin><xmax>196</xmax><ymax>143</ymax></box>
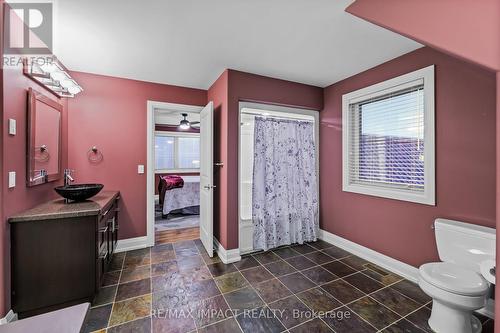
<box><xmin>418</xmin><ymin>218</ymin><xmax>495</xmax><ymax>333</ymax></box>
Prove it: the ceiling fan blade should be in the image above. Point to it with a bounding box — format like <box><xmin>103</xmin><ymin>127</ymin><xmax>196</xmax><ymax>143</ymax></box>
<box><xmin>190</xmin><ymin>122</ymin><xmax>200</xmax><ymax>128</ymax></box>
<box><xmin>190</xmin><ymin>121</ymin><xmax>200</xmax><ymax>125</ymax></box>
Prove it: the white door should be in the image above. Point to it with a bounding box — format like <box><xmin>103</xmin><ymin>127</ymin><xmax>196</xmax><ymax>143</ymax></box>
<box><xmin>200</xmin><ymin>101</ymin><xmax>214</xmax><ymax>257</ymax></box>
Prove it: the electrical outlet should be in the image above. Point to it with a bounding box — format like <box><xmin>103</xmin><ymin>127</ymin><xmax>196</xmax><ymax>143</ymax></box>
<box><xmin>138</xmin><ymin>165</ymin><xmax>145</xmax><ymax>174</ymax></box>
<box><xmin>8</xmin><ymin>172</ymin><xmax>16</xmax><ymax>188</ymax></box>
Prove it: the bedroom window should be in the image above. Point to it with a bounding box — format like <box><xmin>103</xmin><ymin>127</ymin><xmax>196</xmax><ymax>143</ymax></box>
<box><xmin>155</xmin><ymin>132</ymin><xmax>200</xmax><ymax>172</ymax></box>
<box><xmin>342</xmin><ymin>65</ymin><xmax>435</xmax><ymax>205</ymax></box>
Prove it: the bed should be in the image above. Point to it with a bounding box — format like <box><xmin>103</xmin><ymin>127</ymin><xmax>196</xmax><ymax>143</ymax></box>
<box><xmin>160</xmin><ymin>175</ymin><xmax>200</xmax><ymax>216</ymax></box>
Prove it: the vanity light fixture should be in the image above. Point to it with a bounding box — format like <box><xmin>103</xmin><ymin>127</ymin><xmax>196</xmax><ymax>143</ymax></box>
<box><xmin>23</xmin><ymin>57</ymin><xmax>83</xmax><ymax>98</ymax></box>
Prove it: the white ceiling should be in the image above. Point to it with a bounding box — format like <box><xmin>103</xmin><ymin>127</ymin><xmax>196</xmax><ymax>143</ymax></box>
<box><xmin>155</xmin><ymin>108</ymin><xmax>200</xmax><ymax>125</ymax></box>
<box><xmin>54</xmin><ymin>0</ymin><xmax>421</xmax><ymax>89</ymax></box>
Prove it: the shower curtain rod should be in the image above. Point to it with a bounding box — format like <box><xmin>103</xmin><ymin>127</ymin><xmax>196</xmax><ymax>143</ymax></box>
<box><xmin>241</xmin><ymin>111</ymin><xmax>314</xmax><ymax>122</ymax></box>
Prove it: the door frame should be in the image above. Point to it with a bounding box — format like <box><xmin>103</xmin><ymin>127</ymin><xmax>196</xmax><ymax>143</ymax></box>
<box><xmin>146</xmin><ymin>101</ymin><xmax>204</xmax><ymax>247</ymax></box>
<box><xmin>237</xmin><ymin>101</ymin><xmax>321</xmax><ymax>254</ymax></box>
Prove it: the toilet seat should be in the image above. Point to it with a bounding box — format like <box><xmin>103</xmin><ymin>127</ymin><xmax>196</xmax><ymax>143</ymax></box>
<box><xmin>420</xmin><ymin>262</ymin><xmax>488</xmax><ymax>296</ymax></box>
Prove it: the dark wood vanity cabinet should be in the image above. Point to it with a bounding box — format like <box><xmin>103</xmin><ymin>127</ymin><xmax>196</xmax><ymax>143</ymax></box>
<box><xmin>8</xmin><ymin>191</ymin><xmax>120</xmax><ymax>318</ymax></box>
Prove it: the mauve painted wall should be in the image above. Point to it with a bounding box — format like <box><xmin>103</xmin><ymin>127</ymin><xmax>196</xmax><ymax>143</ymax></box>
<box><xmin>346</xmin><ymin>0</ymin><xmax>500</xmax><ymax>71</ymax></box>
<box><xmin>496</xmin><ymin>72</ymin><xmax>500</xmax><ymax>332</ymax></box>
<box><xmin>207</xmin><ymin>70</ymin><xmax>228</xmax><ymax>246</ymax></box>
<box><xmin>321</xmin><ymin>47</ymin><xmax>496</xmax><ymax>268</ymax></box>
<box><xmin>68</xmin><ymin>72</ymin><xmax>206</xmax><ymax>239</ymax></box>
<box><xmin>0</xmin><ymin>0</ymin><xmax>5</xmax><ymax>316</ymax></box>
<box><xmin>224</xmin><ymin>70</ymin><xmax>323</xmax><ymax>249</ymax></box>
<box><xmin>1</xmin><ymin>64</ymin><xmax>68</xmax><ymax>315</ymax></box>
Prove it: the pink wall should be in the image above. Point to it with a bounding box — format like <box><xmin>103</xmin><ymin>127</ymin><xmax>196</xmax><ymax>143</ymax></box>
<box><xmin>496</xmin><ymin>72</ymin><xmax>500</xmax><ymax>332</ymax></box>
<box><xmin>1</xmin><ymin>63</ymin><xmax>68</xmax><ymax>315</ymax></box>
<box><xmin>346</xmin><ymin>0</ymin><xmax>500</xmax><ymax>72</ymax></box>
<box><xmin>207</xmin><ymin>70</ymin><xmax>228</xmax><ymax>246</ymax></box>
<box><xmin>0</xmin><ymin>0</ymin><xmax>5</xmax><ymax>316</ymax></box>
<box><xmin>321</xmin><ymin>47</ymin><xmax>496</xmax><ymax>267</ymax></box>
<box><xmin>225</xmin><ymin>70</ymin><xmax>323</xmax><ymax>249</ymax></box>
<box><xmin>208</xmin><ymin>69</ymin><xmax>323</xmax><ymax>249</ymax></box>
<box><xmin>67</xmin><ymin>72</ymin><xmax>206</xmax><ymax>239</ymax></box>
<box><xmin>207</xmin><ymin>69</ymin><xmax>323</xmax><ymax>249</ymax></box>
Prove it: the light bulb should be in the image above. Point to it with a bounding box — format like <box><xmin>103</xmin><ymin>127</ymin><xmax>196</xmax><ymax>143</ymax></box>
<box><xmin>50</xmin><ymin>71</ymin><xmax>69</xmax><ymax>81</ymax></box>
<box><xmin>40</xmin><ymin>63</ymin><xmax>58</xmax><ymax>73</ymax></box>
<box><xmin>60</xmin><ymin>79</ymin><xmax>76</xmax><ymax>88</ymax></box>
<box><xmin>179</xmin><ymin>123</ymin><xmax>190</xmax><ymax>130</ymax></box>
<box><xmin>67</xmin><ymin>86</ymin><xmax>82</xmax><ymax>95</ymax></box>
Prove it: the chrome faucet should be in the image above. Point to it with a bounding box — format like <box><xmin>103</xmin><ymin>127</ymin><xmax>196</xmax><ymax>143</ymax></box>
<box><xmin>64</xmin><ymin>169</ymin><xmax>74</xmax><ymax>187</ymax></box>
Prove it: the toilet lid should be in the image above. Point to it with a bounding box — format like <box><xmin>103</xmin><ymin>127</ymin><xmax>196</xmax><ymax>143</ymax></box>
<box><xmin>420</xmin><ymin>262</ymin><xmax>489</xmax><ymax>296</ymax></box>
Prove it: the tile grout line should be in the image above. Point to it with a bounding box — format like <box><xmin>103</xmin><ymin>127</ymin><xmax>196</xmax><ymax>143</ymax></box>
<box><xmin>101</xmin><ymin>241</ymin><xmax>434</xmax><ymax>333</ymax></box>
<box><xmin>237</xmin><ymin>246</ymin><xmax>396</xmax><ymax>331</ymax></box>
<box><xmin>228</xmin><ymin>259</ymin><xmax>290</xmax><ymax>332</ymax></box>
<box><xmin>375</xmin><ymin>303</ymin><xmax>430</xmax><ymax>332</ymax></box>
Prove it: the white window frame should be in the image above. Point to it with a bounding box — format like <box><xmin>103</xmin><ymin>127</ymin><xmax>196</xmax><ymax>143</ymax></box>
<box><xmin>342</xmin><ymin>65</ymin><xmax>435</xmax><ymax>205</ymax></box>
<box><xmin>154</xmin><ymin>131</ymin><xmax>200</xmax><ymax>173</ymax></box>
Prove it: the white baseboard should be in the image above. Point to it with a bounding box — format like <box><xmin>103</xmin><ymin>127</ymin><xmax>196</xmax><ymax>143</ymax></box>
<box><xmin>213</xmin><ymin>238</ymin><xmax>241</xmax><ymax>264</ymax></box>
<box><xmin>318</xmin><ymin>229</ymin><xmax>495</xmax><ymax>319</ymax></box>
<box><xmin>116</xmin><ymin>236</ymin><xmax>149</xmax><ymax>253</ymax></box>
<box><xmin>0</xmin><ymin>310</ymin><xmax>17</xmax><ymax>325</ymax></box>
<box><xmin>318</xmin><ymin>229</ymin><xmax>419</xmax><ymax>282</ymax></box>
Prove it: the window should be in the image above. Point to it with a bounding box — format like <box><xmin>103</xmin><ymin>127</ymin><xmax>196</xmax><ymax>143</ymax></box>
<box><xmin>155</xmin><ymin>132</ymin><xmax>200</xmax><ymax>171</ymax></box>
<box><xmin>155</xmin><ymin>135</ymin><xmax>175</xmax><ymax>170</ymax></box>
<box><xmin>342</xmin><ymin>65</ymin><xmax>435</xmax><ymax>205</ymax></box>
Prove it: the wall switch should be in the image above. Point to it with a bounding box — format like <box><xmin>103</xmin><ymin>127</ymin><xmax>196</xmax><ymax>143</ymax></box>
<box><xmin>8</xmin><ymin>172</ymin><xmax>16</xmax><ymax>188</ymax></box>
<box><xmin>8</xmin><ymin>119</ymin><xmax>16</xmax><ymax>135</ymax></box>
<box><xmin>138</xmin><ymin>165</ymin><xmax>145</xmax><ymax>174</ymax></box>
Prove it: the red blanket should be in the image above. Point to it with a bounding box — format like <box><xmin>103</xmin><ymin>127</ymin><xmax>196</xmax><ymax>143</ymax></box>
<box><xmin>158</xmin><ymin>175</ymin><xmax>184</xmax><ymax>206</ymax></box>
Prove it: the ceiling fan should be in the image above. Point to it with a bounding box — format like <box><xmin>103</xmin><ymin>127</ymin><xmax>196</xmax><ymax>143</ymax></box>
<box><xmin>178</xmin><ymin>113</ymin><xmax>200</xmax><ymax>129</ymax></box>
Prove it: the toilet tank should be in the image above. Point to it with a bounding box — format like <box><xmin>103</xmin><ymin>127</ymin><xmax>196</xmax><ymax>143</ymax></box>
<box><xmin>435</xmin><ymin>218</ymin><xmax>495</xmax><ymax>273</ymax></box>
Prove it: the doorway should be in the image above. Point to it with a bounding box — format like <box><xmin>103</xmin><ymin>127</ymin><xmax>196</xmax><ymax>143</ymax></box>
<box><xmin>238</xmin><ymin>102</ymin><xmax>320</xmax><ymax>254</ymax></box>
<box><xmin>146</xmin><ymin>101</ymin><xmax>214</xmax><ymax>256</ymax></box>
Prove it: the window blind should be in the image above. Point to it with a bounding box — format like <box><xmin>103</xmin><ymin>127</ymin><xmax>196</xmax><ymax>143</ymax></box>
<box><xmin>348</xmin><ymin>83</ymin><xmax>425</xmax><ymax>192</ymax></box>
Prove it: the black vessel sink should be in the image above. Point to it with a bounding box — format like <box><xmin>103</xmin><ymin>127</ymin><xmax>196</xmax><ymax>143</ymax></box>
<box><xmin>54</xmin><ymin>184</ymin><xmax>104</xmax><ymax>202</ymax></box>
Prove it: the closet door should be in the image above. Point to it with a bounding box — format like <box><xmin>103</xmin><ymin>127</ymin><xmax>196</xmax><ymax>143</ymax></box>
<box><xmin>199</xmin><ymin>101</ymin><xmax>214</xmax><ymax>257</ymax></box>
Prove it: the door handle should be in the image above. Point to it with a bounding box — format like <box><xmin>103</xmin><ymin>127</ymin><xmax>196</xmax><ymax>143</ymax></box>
<box><xmin>203</xmin><ymin>185</ymin><xmax>217</xmax><ymax>190</ymax></box>
<box><xmin>214</xmin><ymin>162</ymin><xmax>224</xmax><ymax>167</ymax></box>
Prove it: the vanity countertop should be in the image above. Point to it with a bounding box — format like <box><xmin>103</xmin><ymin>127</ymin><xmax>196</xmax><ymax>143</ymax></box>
<box><xmin>8</xmin><ymin>191</ymin><xmax>120</xmax><ymax>223</ymax></box>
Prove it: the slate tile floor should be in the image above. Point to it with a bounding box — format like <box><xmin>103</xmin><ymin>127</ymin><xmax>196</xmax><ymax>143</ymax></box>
<box><xmin>83</xmin><ymin>239</ymin><xmax>495</xmax><ymax>333</ymax></box>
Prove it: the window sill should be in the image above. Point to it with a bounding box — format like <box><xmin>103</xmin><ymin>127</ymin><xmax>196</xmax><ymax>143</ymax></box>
<box><xmin>343</xmin><ymin>183</ymin><xmax>435</xmax><ymax>206</ymax></box>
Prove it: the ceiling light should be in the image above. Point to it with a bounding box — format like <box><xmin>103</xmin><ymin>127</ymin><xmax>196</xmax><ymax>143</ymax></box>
<box><xmin>179</xmin><ymin>113</ymin><xmax>191</xmax><ymax>129</ymax></box>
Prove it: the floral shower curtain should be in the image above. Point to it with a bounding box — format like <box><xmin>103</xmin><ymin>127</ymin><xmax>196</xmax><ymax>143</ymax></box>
<box><xmin>252</xmin><ymin>116</ymin><xmax>319</xmax><ymax>251</ymax></box>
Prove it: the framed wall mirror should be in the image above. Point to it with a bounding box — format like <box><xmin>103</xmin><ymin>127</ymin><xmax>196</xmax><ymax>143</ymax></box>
<box><xmin>27</xmin><ymin>88</ymin><xmax>63</xmax><ymax>186</ymax></box>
